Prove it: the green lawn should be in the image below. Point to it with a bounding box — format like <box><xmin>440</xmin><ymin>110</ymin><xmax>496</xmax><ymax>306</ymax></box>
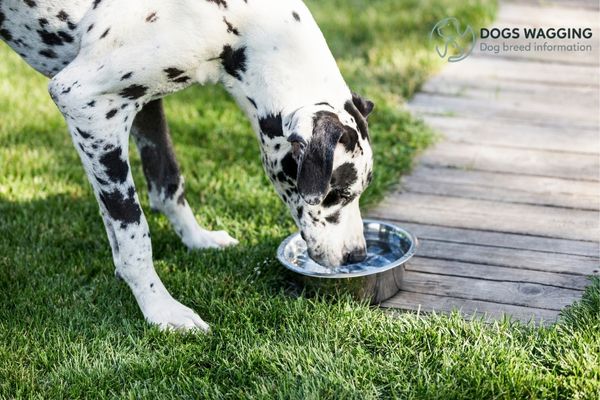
<box><xmin>1</xmin><ymin>0</ymin><xmax>599</xmax><ymax>398</ymax></box>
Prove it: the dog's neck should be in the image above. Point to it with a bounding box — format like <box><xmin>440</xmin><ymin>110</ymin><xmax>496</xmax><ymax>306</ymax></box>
<box><xmin>218</xmin><ymin>0</ymin><xmax>351</xmax><ymax>142</ymax></box>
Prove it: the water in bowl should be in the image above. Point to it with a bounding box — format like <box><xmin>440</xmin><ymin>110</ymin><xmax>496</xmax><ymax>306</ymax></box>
<box><xmin>289</xmin><ymin>236</ymin><xmax>407</xmax><ymax>275</ymax></box>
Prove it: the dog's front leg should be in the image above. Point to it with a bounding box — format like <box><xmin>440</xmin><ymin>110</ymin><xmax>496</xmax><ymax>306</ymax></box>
<box><xmin>48</xmin><ymin>64</ymin><xmax>208</xmax><ymax>332</ymax></box>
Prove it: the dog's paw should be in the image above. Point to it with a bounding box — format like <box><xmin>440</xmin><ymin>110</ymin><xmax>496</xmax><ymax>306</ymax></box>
<box><xmin>183</xmin><ymin>229</ymin><xmax>239</xmax><ymax>250</ymax></box>
<box><xmin>207</xmin><ymin>230</ymin><xmax>239</xmax><ymax>247</ymax></box>
<box><xmin>144</xmin><ymin>297</ymin><xmax>210</xmax><ymax>332</ymax></box>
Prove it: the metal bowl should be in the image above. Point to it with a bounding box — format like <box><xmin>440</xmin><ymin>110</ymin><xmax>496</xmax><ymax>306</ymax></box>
<box><xmin>277</xmin><ymin>219</ymin><xmax>417</xmax><ymax>304</ymax></box>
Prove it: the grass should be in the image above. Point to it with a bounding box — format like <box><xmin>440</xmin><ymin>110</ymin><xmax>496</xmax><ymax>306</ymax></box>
<box><xmin>2</xmin><ymin>0</ymin><xmax>598</xmax><ymax>398</ymax></box>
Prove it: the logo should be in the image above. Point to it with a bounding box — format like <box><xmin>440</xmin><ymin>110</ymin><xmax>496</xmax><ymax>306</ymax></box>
<box><xmin>430</xmin><ymin>17</ymin><xmax>476</xmax><ymax>62</ymax></box>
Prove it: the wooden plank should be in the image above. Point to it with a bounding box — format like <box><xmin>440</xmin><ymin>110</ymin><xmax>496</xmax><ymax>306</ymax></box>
<box><xmin>421</xmin><ymin>79</ymin><xmax>599</xmax><ymax>112</ymax></box>
<box><xmin>435</xmin><ymin>56</ymin><xmax>598</xmax><ymax>87</ymax></box>
<box><xmin>421</xmin><ymin>115</ymin><xmax>599</xmax><ymax>154</ymax></box>
<box><xmin>414</xmin><ymin>241</ymin><xmax>599</xmax><ymax>277</ymax></box>
<box><xmin>406</xmin><ymin>165</ymin><xmax>600</xmax><ymax>200</ymax></box>
<box><xmin>410</xmin><ymin>93</ymin><xmax>599</xmax><ymax>127</ymax></box>
<box><xmin>383</xmin><ymin>291</ymin><xmax>559</xmax><ymax>324</ymax></box>
<box><xmin>398</xmin><ymin>270</ymin><xmax>583</xmax><ymax>310</ymax></box>
<box><xmin>370</xmin><ymin>193</ymin><xmax>600</xmax><ymax>241</ymax></box>
<box><xmin>419</xmin><ymin>142</ymin><xmax>600</xmax><ymax>182</ymax></box>
<box><xmin>407</xmin><ymin>256</ymin><xmax>592</xmax><ymax>290</ymax></box>
<box><xmin>403</xmin><ymin>166</ymin><xmax>600</xmax><ymax>210</ymax></box>
<box><xmin>366</xmin><ymin>221</ymin><xmax>600</xmax><ymax>258</ymax></box>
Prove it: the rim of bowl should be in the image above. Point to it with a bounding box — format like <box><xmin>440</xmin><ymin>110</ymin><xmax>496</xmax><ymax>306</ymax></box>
<box><xmin>276</xmin><ymin>219</ymin><xmax>419</xmax><ymax>279</ymax></box>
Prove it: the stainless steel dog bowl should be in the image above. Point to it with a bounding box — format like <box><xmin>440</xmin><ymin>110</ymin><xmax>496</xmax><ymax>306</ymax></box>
<box><xmin>277</xmin><ymin>219</ymin><xmax>417</xmax><ymax>304</ymax></box>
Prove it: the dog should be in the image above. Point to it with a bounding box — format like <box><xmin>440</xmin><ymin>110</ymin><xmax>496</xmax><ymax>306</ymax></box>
<box><xmin>0</xmin><ymin>0</ymin><xmax>374</xmax><ymax>331</ymax></box>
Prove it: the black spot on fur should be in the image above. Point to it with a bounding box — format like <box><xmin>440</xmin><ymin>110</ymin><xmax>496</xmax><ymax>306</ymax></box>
<box><xmin>25</xmin><ymin>0</ymin><xmax>37</xmax><ymax>7</ymax></box>
<box><xmin>99</xmin><ymin>188</ymin><xmax>141</xmax><ymax>225</ymax></box>
<box><xmin>163</xmin><ymin>68</ymin><xmax>190</xmax><ymax>84</ymax></box>
<box><xmin>207</xmin><ymin>0</ymin><xmax>228</xmax><ymax>8</ymax></box>
<box><xmin>247</xmin><ymin>97</ymin><xmax>257</xmax><ymax>108</ymax></box>
<box><xmin>320</xmin><ymin>164</ymin><xmax>359</xmax><ymax>208</ymax></box>
<box><xmin>281</xmin><ymin>152</ymin><xmax>298</xmax><ymax>180</ymax></box>
<box><xmin>67</xmin><ymin>21</ymin><xmax>77</xmax><ymax>30</ymax></box>
<box><xmin>276</xmin><ymin>171</ymin><xmax>290</xmax><ymax>185</ymax></box>
<box><xmin>297</xmin><ymin>206</ymin><xmax>304</xmax><ymax>219</ymax></box>
<box><xmin>163</xmin><ymin>67</ymin><xmax>185</xmax><ymax>81</ymax></box>
<box><xmin>325</xmin><ymin>211</ymin><xmax>340</xmax><ymax>224</ymax></box>
<box><xmin>93</xmin><ymin>0</ymin><xmax>102</xmax><ymax>9</ymax></box>
<box><xmin>0</xmin><ymin>11</ymin><xmax>10</xmax><ymax>41</ymax></box>
<box><xmin>0</xmin><ymin>28</ymin><xmax>11</xmax><ymax>41</ymax></box>
<box><xmin>220</xmin><ymin>45</ymin><xmax>247</xmax><ymax>80</ymax></box>
<box><xmin>120</xmin><ymin>72</ymin><xmax>133</xmax><ymax>80</ymax></box>
<box><xmin>87</xmin><ymin>24</ymin><xmax>94</xmax><ymax>32</ymax></box>
<box><xmin>258</xmin><ymin>113</ymin><xmax>283</xmax><ymax>139</ymax></box>
<box><xmin>99</xmin><ymin>28</ymin><xmax>110</xmax><ymax>39</ymax></box>
<box><xmin>56</xmin><ymin>10</ymin><xmax>69</xmax><ymax>21</ymax></box>
<box><xmin>173</xmin><ymin>76</ymin><xmax>190</xmax><ymax>83</ymax></box>
<box><xmin>309</xmin><ymin>212</ymin><xmax>320</xmax><ymax>224</ymax></box>
<box><xmin>119</xmin><ymin>84</ymin><xmax>148</xmax><ymax>100</ymax></box>
<box><xmin>76</xmin><ymin>128</ymin><xmax>92</xmax><ymax>139</ymax></box>
<box><xmin>339</xmin><ymin>127</ymin><xmax>359</xmax><ymax>153</ymax></box>
<box><xmin>292</xmin><ymin>11</ymin><xmax>301</xmax><ymax>22</ymax></box>
<box><xmin>164</xmin><ymin>67</ymin><xmax>184</xmax><ymax>79</ymax></box>
<box><xmin>87</xmin><ymin>100</ymin><xmax>96</xmax><ymax>107</ymax></box>
<box><xmin>146</xmin><ymin>12</ymin><xmax>158</xmax><ymax>23</ymax></box>
<box><xmin>37</xmin><ymin>30</ymin><xmax>63</xmax><ymax>46</ymax></box>
<box><xmin>58</xmin><ymin>31</ymin><xmax>73</xmax><ymax>43</ymax></box>
<box><xmin>94</xmin><ymin>174</ymin><xmax>108</xmax><ymax>186</ymax></box>
<box><xmin>322</xmin><ymin>190</ymin><xmax>354</xmax><ymax>208</ymax></box>
<box><xmin>100</xmin><ymin>148</ymin><xmax>128</xmax><ymax>183</ymax></box>
<box><xmin>106</xmin><ymin>109</ymin><xmax>118</xmax><ymax>119</ymax></box>
<box><xmin>38</xmin><ymin>18</ymin><xmax>48</xmax><ymax>27</ymax></box>
<box><xmin>331</xmin><ymin>162</ymin><xmax>358</xmax><ymax>189</ymax></box>
<box><xmin>39</xmin><ymin>49</ymin><xmax>57</xmax><ymax>59</ymax></box>
<box><xmin>165</xmin><ymin>183</ymin><xmax>179</xmax><ymax>198</ymax></box>
<box><xmin>223</xmin><ymin>17</ymin><xmax>239</xmax><ymax>35</ymax></box>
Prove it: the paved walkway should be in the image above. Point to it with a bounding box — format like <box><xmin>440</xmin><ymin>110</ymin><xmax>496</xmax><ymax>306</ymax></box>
<box><xmin>369</xmin><ymin>0</ymin><xmax>600</xmax><ymax>324</ymax></box>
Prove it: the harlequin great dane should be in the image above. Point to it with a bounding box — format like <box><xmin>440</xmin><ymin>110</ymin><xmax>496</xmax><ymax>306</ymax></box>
<box><xmin>0</xmin><ymin>0</ymin><xmax>374</xmax><ymax>331</ymax></box>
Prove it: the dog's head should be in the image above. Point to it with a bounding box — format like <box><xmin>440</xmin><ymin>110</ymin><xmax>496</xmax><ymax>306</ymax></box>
<box><xmin>260</xmin><ymin>93</ymin><xmax>374</xmax><ymax>267</ymax></box>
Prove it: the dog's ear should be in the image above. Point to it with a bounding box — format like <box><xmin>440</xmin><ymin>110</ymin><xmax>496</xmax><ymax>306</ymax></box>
<box><xmin>351</xmin><ymin>92</ymin><xmax>375</xmax><ymax>118</ymax></box>
<box><xmin>291</xmin><ymin>112</ymin><xmax>344</xmax><ymax>205</ymax></box>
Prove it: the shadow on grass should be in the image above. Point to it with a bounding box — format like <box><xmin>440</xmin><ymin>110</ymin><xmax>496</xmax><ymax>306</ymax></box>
<box><xmin>0</xmin><ymin>193</ymin><xmax>297</xmax><ymax>335</ymax></box>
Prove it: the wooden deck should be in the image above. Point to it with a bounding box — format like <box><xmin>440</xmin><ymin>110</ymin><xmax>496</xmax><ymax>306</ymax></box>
<box><xmin>369</xmin><ymin>0</ymin><xmax>600</xmax><ymax>324</ymax></box>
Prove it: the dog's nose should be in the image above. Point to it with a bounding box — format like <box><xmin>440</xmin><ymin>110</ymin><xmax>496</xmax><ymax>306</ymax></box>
<box><xmin>344</xmin><ymin>248</ymin><xmax>367</xmax><ymax>264</ymax></box>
